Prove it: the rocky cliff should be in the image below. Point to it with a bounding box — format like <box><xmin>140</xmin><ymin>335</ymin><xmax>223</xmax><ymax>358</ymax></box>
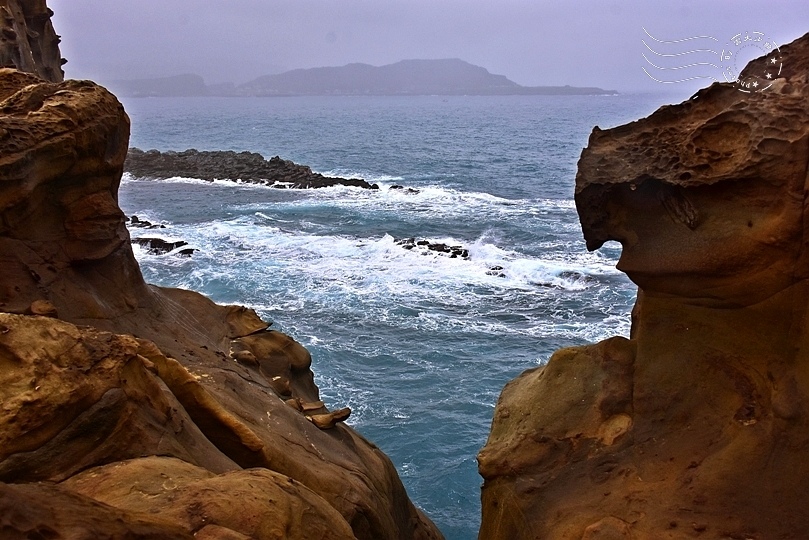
<box><xmin>0</xmin><ymin>0</ymin><xmax>63</xmax><ymax>82</ymax></box>
<box><xmin>479</xmin><ymin>32</ymin><xmax>809</xmax><ymax>539</ymax></box>
<box><xmin>0</xmin><ymin>66</ymin><xmax>441</xmax><ymax>540</ymax></box>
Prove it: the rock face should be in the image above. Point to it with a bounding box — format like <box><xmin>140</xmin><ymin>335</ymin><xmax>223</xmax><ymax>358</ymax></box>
<box><xmin>125</xmin><ymin>147</ymin><xmax>379</xmax><ymax>189</ymax></box>
<box><xmin>0</xmin><ymin>0</ymin><xmax>64</xmax><ymax>82</ymax></box>
<box><xmin>479</xmin><ymin>32</ymin><xmax>809</xmax><ymax>539</ymax></box>
<box><xmin>0</xmin><ymin>69</ymin><xmax>441</xmax><ymax>539</ymax></box>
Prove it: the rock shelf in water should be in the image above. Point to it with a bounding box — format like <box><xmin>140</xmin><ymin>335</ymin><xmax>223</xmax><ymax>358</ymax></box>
<box><xmin>125</xmin><ymin>147</ymin><xmax>380</xmax><ymax>189</ymax></box>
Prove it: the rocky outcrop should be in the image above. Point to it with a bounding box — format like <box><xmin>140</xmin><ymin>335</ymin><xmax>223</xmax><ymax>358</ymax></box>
<box><xmin>396</xmin><ymin>237</ymin><xmax>470</xmax><ymax>259</ymax></box>
<box><xmin>132</xmin><ymin>236</ymin><xmax>195</xmax><ymax>256</ymax></box>
<box><xmin>0</xmin><ymin>0</ymin><xmax>63</xmax><ymax>82</ymax></box>
<box><xmin>0</xmin><ymin>69</ymin><xmax>441</xmax><ymax>539</ymax></box>
<box><xmin>479</xmin><ymin>32</ymin><xmax>809</xmax><ymax>539</ymax></box>
<box><xmin>125</xmin><ymin>147</ymin><xmax>379</xmax><ymax>189</ymax></box>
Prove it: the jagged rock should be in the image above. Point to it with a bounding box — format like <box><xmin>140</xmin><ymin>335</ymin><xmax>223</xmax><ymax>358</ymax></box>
<box><xmin>0</xmin><ymin>67</ymin><xmax>442</xmax><ymax>540</ymax></box>
<box><xmin>125</xmin><ymin>147</ymin><xmax>380</xmax><ymax>189</ymax></box>
<box><xmin>479</xmin><ymin>32</ymin><xmax>809</xmax><ymax>539</ymax></box>
<box><xmin>132</xmin><ymin>236</ymin><xmax>195</xmax><ymax>256</ymax></box>
<box><xmin>395</xmin><ymin>237</ymin><xmax>469</xmax><ymax>259</ymax></box>
<box><xmin>390</xmin><ymin>184</ymin><xmax>420</xmax><ymax>194</ymax></box>
<box><xmin>0</xmin><ymin>0</ymin><xmax>64</xmax><ymax>82</ymax></box>
<box><xmin>129</xmin><ymin>215</ymin><xmax>166</xmax><ymax>229</ymax></box>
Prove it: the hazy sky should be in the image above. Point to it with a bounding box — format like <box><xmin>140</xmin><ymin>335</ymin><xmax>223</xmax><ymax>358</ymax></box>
<box><xmin>49</xmin><ymin>0</ymin><xmax>807</xmax><ymax>94</ymax></box>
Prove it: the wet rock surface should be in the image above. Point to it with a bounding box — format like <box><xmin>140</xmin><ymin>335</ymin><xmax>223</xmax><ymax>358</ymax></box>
<box><xmin>479</xmin><ymin>32</ymin><xmax>809</xmax><ymax>539</ymax></box>
<box><xmin>131</xmin><ymin>236</ymin><xmax>195</xmax><ymax>256</ymax></box>
<box><xmin>125</xmin><ymin>147</ymin><xmax>380</xmax><ymax>189</ymax></box>
<box><xmin>395</xmin><ymin>237</ymin><xmax>470</xmax><ymax>259</ymax></box>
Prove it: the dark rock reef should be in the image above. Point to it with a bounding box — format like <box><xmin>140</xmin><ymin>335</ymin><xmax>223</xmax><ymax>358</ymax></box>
<box><xmin>0</xmin><ymin>67</ymin><xmax>440</xmax><ymax>540</ymax></box>
<box><xmin>0</xmin><ymin>0</ymin><xmax>63</xmax><ymax>82</ymax></box>
<box><xmin>125</xmin><ymin>147</ymin><xmax>379</xmax><ymax>189</ymax></box>
<box><xmin>396</xmin><ymin>237</ymin><xmax>470</xmax><ymax>259</ymax></box>
<box><xmin>479</xmin><ymin>32</ymin><xmax>809</xmax><ymax>539</ymax></box>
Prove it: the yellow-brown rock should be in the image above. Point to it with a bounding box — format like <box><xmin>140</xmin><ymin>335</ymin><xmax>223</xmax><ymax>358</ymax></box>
<box><xmin>480</xmin><ymin>32</ymin><xmax>809</xmax><ymax>539</ymax></box>
<box><xmin>61</xmin><ymin>456</ymin><xmax>357</xmax><ymax>540</ymax></box>
<box><xmin>0</xmin><ymin>41</ymin><xmax>441</xmax><ymax>540</ymax></box>
<box><xmin>0</xmin><ymin>481</ymin><xmax>192</xmax><ymax>539</ymax></box>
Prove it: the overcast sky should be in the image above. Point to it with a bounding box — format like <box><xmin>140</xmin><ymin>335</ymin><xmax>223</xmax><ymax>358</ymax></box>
<box><xmin>49</xmin><ymin>0</ymin><xmax>807</xmax><ymax>94</ymax></box>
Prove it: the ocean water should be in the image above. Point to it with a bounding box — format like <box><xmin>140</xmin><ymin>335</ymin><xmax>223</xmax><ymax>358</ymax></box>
<box><xmin>118</xmin><ymin>93</ymin><xmax>672</xmax><ymax>540</ymax></box>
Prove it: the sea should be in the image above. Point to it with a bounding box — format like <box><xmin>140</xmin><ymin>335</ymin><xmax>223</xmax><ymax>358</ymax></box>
<box><xmin>118</xmin><ymin>92</ymin><xmax>677</xmax><ymax>540</ymax></box>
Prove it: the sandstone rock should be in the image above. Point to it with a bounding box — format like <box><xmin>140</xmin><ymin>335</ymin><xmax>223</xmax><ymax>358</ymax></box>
<box><xmin>0</xmin><ymin>0</ymin><xmax>64</xmax><ymax>82</ymax></box>
<box><xmin>27</xmin><ymin>298</ymin><xmax>56</xmax><ymax>317</ymax></box>
<box><xmin>0</xmin><ymin>313</ymin><xmax>240</xmax><ymax>482</ymax></box>
<box><xmin>308</xmin><ymin>407</ymin><xmax>352</xmax><ymax>430</ymax></box>
<box><xmin>125</xmin><ymin>147</ymin><xmax>380</xmax><ymax>189</ymax></box>
<box><xmin>0</xmin><ymin>66</ymin><xmax>441</xmax><ymax>540</ymax></box>
<box><xmin>480</xmin><ymin>32</ymin><xmax>809</xmax><ymax>539</ymax></box>
<box><xmin>0</xmin><ymin>66</ymin><xmax>138</xmax><ymax>319</ymax></box>
<box><xmin>61</xmin><ymin>456</ymin><xmax>357</xmax><ymax>540</ymax></box>
<box><xmin>0</xmin><ymin>481</ymin><xmax>192</xmax><ymax>539</ymax></box>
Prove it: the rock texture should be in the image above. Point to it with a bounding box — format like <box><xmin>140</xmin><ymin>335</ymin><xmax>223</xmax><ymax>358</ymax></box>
<box><xmin>125</xmin><ymin>147</ymin><xmax>379</xmax><ymax>189</ymax></box>
<box><xmin>479</xmin><ymin>32</ymin><xmax>809</xmax><ymax>539</ymax></box>
<box><xmin>0</xmin><ymin>68</ymin><xmax>441</xmax><ymax>539</ymax></box>
<box><xmin>0</xmin><ymin>0</ymin><xmax>63</xmax><ymax>82</ymax></box>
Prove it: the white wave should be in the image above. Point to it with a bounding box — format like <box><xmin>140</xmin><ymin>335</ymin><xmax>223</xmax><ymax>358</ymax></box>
<box><xmin>134</xmin><ymin>216</ymin><xmax>624</xmax><ymax>318</ymax></box>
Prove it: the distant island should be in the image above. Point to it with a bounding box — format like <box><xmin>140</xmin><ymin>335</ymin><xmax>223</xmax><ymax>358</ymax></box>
<box><xmin>104</xmin><ymin>59</ymin><xmax>617</xmax><ymax>97</ymax></box>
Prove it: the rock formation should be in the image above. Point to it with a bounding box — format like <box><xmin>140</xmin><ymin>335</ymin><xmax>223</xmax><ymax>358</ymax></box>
<box><xmin>125</xmin><ymin>147</ymin><xmax>379</xmax><ymax>189</ymax></box>
<box><xmin>0</xmin><ymin>67</ymin><xmax>441</xmax><ymax>539</ymax></box>
<box><xmin>479</xmin><ymin>32</ymin><xmax>809</xmax><ymax>539</ymax></box>
<box><xmin>0</xmin><ymin>0</ymin><xmax>63</xmax><ymax>82</ymax></box>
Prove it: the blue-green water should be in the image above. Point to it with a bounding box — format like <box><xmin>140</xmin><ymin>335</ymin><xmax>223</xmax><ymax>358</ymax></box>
<box><xmin>119</xmin><ymin>94</ymin><xmax>670</xmax><ymax>540</ymax></box>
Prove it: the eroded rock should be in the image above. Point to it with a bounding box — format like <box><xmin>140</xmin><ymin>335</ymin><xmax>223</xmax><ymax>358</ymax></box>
<box><xmin>0</xmin><ymin>66</ymin><xmax>442</xmax><ymax>540</ymax></box>
<box><xmin>0</xmin><ymin>0</ymin><xmax>64</xmax><ymax>82</ymax></box>
<box><xmin>479</xmin><ymin>32</ymin><xmax>809</xmax><ymax>539</ymax></box>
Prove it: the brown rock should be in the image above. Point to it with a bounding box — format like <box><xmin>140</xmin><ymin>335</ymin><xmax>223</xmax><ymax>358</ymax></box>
<box><xmin>308</xmin><ymin>407</ymin><xmax>352</xmax><ymax>430</ymax></box>
<box><xmin>27</xmin><ymin>298</ymin><xmax>56</xmax><ymax>317</ymax></box>
<box><xmin>231</xmin><ymin>348</ymin><xmax>259</xmax><ymax>367</ymax></box>
<box><xmin>0</xmin><ymin>481</ymin><xmax>192</xmax><ymax>539</ymax></box>
<box><xmin>0</xmin><ymin>55</ymin><xmax>441</xmax><ymax>540</ymax></box>
<box><xmin>480</xmin><ymin>32</ymin><xmax>809</xmax><ymax>539</ymax></box>
<box><xmin>61</xmin><ymin>456</ymin><xmax>357</xmax><ymax>540</ymax></box>
<box><xmin>0</xmin><ymin>313</ymin><xmax>239</xmax><ymax>482</ymax></box>
<box><xmin>0</xmin><ymin>0</ymin><xmax>64</xmax><ymax>82</ymax></box>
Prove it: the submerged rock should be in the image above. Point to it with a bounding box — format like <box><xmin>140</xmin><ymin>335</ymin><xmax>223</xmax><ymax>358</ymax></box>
<box><xmin>480</xmin><ymin>32</ymin><xmax>809</xmax><ymax>538</ymax></box>
<box><xmin>0</xmin><ymin>66</ymin><xmax>441</xmax><ymax>539</ymax></box>
<box><xmin>125</xmin><ymin>147</ymin><xmax>380</xmax><ymax>189</ymax></box>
